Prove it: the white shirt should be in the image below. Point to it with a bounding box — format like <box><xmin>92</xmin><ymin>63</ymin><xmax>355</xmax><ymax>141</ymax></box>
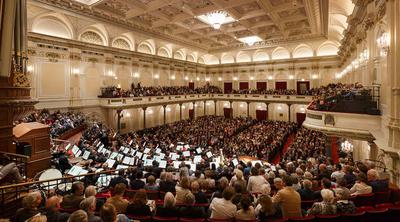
<box><xmin>247</xmin><ymin>175</ymin><xmax>268</xmax><ymax>193</ymax></box>
<box><xmin>210</xmin><ymin>198</ymin><xmax>237</xmax><ymax>219</ymax></box>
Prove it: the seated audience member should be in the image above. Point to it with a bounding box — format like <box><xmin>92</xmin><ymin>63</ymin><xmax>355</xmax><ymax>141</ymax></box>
<box><xmin>79</xmin><ymin>197</ymin><xmax>101</xmax><ymax>222</ymax></box>
<box><xmin>273</xmin><ymin>178</ymin><xmax>284</xmax><ymax>192</ymax></box>
<box><xmin>15</xmin><ymin>192</ymin><xmax>42</xmax><ymax>222</ymax></box>
<box><xmin>344</xmin><ymin>166</ymin><xmax>357</xmax><ymax>188</ymax></box>
<box><xmin>350</xmin><ymin>173</ymin><xmax>372</xmax><ymax>196</ymax></box>
<box><xmin>130</xmin><ymin>171</ymin><xmax>145</xmax><ymax>190</ymax></box>
<box><xmin>255</xmin><ymin>195</ymin><xmax>276</xmax><ymax>220</ymax></box>
<box><xmin>109</xmin><ymin>170</ymin><xmax>128</xmax><ymax>188</ymax></box>
<box><xmin>331</xmin><ymin>164</ymin><xmax>345</xmax><ymax>182</ymax></box>
<box><xmin>45</xmin><ymin>196</ymin><xmax>70</xmax><ymax>222</ymax></box>
<box><xmin>84</xmin><ymin>185</ymin><xmax>104</xmax><ymax>211</ymax></box>
<box><xmin>191</xmin><ymin>181</ymin><xmax>208</xmax><ymax>204</ymax></box>
<box><xmin>106</xmin><ymin>183</ymin><xmax>129</xmax><ymax>214</ymax></box>
<box><xmin>333</xmin><ymin>177</ymin><xmax>350</xmax><ymax>197</ymax></box>
<box><xmin>178</xmin><ymin>192</ymin><xmax>206</xmax><ymax>218</ymax></box>
<box><xmin>125</xmin><ymin>189</ymin><xmax>151</xmax><ymax>216</ymax></box>
<box><xmin>159</xmin><ymin>172</ymin><xmax>176</xmax><ymax>193</ymax></box>
<box><xmin>307</xmin><ymin>189</ymin><xmax>337</xmax><ymax>216</ymax></box>
<box><xmin>210</xmin><ymin>187</ymin><xmax>237</xmax><ymax>220</ymax></box>
<box><xmin>297</xmin><ymin>179</ymin><xmax>316</xmax><ymax>201</ymax></box>
<box><xmin>61</xmin><ymin>182</ymin><xmax>84</xmax><ymax>210</ymax></box>
<box><xmin>100</xmin><ymin>203</ymin><xmax>130</xmax><ymax>222</ymax></box>
<box><xmin>367</xmin><ymin>169</ymin><xmax>389</xmax><ymax>192</ymax></box>
<box><xmin>144</xmin><ymin>175</ymin><xmax>159</xmax><ymax>191</ymax></box>
<box><xmin>247</xmin><ymin>167</ymin><xmax>268</xmax><ymax>194</ymax></box>
<box><xmin>229</xmin><ymin>169</ymin><xmax>246</xmax><ymax>190</ymax></box>
<box><xmin>68</xmin><ymin>210</ymin><xmax>88</xmax><ymax>222</ymax></box>
<box><xmin>27</xmin><ymin>215</ymin><xmax>47</xmax><ymax>222</ymax></box>
<box><xmin>155</xmin><ymin>192</ymin><xmax>178</xmax><ymax>217</ymax></box>
<box><xmin>0</xmin><ymin>162</ymin><xmax>24</xmax><ymax>183</ymax></box>
<box><xmin>212</xmin><ymin>177</ymin><xmax>229</xmax><ymax>199</ymax></box>
<box><xmin>236</xmin><ymin>196</ymin><xmax>256</xmax><ymax>220</ymax></box>
<box><xmin>272</xmin><ymin>176</ymin><xmax>302</xmax><ymax>217</ymax></box>
<box><xmin>335</xmin><ymin>189</ymin><xmax>356</xmax><ymax>214</ymax></box>
<box><xmin>175</xmin><ymin>177</ymin><xmax>192</xmax><ymax>204</ymax></box>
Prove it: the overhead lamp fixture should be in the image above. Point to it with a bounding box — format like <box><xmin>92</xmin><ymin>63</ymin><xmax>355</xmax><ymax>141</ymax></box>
<box><xmin>197</xmin><ymin>11</ymin><xmax>235</xmax><ymax>30</ymax></box>
<box><xmin>238</xmin><ymin>36</ymin><xmax>262</xmax><ymax>46</ymax></box>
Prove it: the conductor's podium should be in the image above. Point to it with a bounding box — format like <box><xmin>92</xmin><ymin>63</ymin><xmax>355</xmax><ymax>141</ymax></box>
<box><xmin>13</xmin><ymin>122</ymin><xmax>51</xmax><ymax>178</ymax></box>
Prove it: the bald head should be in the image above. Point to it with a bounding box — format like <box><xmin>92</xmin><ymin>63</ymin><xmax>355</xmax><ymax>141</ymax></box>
<box><xmin>46</xmin><ymin>196</ymin><xmax>61</xmax><ymax>211</ymax></box>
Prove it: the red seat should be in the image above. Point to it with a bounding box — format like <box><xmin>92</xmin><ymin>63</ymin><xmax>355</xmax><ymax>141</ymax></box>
<box><xmin>235</xmin><ymin>220</ymin><xmax>258</xmax><ymax>222</ymax></box>
<box><xmin>127</xmin><ymin>215</ymin><xmax>152</xmax><ymax>222</ymax></box>
<box><xmin>301</xmin><ymin>200</ymin><xmax>317</xmax><ymax>210</ymax></box>
<box><xmin>207</xmin><ymin>219</ymin><xmax>233</xmax><ymax>222</ymax></box>
<box><xmin>374</xmin><ymin>191</ymin><xmax>391</xmax><ymax>204</ymax></box>
<box><xmin>375</xmin><ymin>203</ymin><xmax>394</xmax><ymax>209</ymax></box>
<box><xmin>364</xmin><ymin>208</ymin><xmax>389</xmax><ymax>222</ymax></box>
<box><xmin>388</xmin><ymin>205</ymin><xmax>400</xmax><ymax>219</ymax></box>
<box><xmin>356</xmin><ymin>206</ymin><xmax>374</xmax><ymax>213</ymax></box>
<box><xmin>340</xmin><ymin>211</ymin><xmax>365</xmax><ymax>222</ymax></box>
<box><xmin>354</xmin><ymin>193</ymin><xmax>374</xmax><ymax>207</ymax></box>
<box><xmin>389</xmin><ymin>189</ymin><xmax>400</xmax><ymax>203</ymax></box>
<box><xmin>315</xmin><ymin>214</ymin><xmax>340</xmax><ymax>222</ymax></box>
<box><xmin>153</xmin><ymin>216</ymin><xmax>179</xmax><ymax>222</ymax></box>
<box><xmin>395</xmin><ymin>201</ymin><xmax>400</xmax><ymax>206</ymax></box>
<box><xmin>286</xmin><ymin>215</ymin><xmax>315</xmax><ymax>221</ymax></box>
<box><xmin>179</xmin><ymin>218</ymin><xmax>206</xmax><ymax>222</ymax></box>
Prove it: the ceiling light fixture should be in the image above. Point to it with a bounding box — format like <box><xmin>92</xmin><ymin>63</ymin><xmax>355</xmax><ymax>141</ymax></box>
<box><xmin>206</xmin><ymin>11</ymin><xmax>228</xmax><ymax>29</ymax></box>
<box><xmin>238</xmin><ymin>36</ymin><xmax>262</xmax><ymax>46</ymax></box>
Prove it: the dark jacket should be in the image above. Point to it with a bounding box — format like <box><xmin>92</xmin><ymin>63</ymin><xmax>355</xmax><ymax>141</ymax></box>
<box><xmin>130</xmin><ymin>179</ymin><xmax>145</xmax><ymax>190</ymax></box>
<box><xmin>45</xmin><ymin>210</ymin><xmax>70</xmax><ymax>222</ymax></box>
<box><xmin>126</xmin><ymin>203</ymin><xmax>152</xmax><ymax>216</ymax></box>
<box><xmin>297</xmin><ymin>188</ymin><xmax>317</xmax><ymax>201</ymax></box>
<box><xmin>369</xmin><ymin>180</ymin><xmax>389</xmax><ymax>193</ymax></box>
<box><xmin>15</xmin><ymin>208</ymin><xmax>40</xmax><ymax>222</ymax></box>
<box><xmin>60</xmin><ymin>194</ymin><xmax>84</xmax><ymax>210</ymax></box>
<box><xmin>159</xmin><ymin>181</ymin><xmax>176</xmax><ymax>193</ymax></box>
<box><xmin>179</xmin><ymin>206</ymin><xmax>206</xmax><ymax>218</ymax></box>
<box><xmin>155</xmin><ymin>206</ymin><xmax>179</xmax><ymax>217</ymax></box>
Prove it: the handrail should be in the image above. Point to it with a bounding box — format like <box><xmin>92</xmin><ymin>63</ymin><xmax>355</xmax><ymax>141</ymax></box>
<box><xmin>0</xmin><ymin>169</ymin><xmax>118</xmax><ymax>190</ymax></box>
<box><xmin>0</xmin><ymin>151</ymin><xmax>30</xmax><ymax>160</ymax></box>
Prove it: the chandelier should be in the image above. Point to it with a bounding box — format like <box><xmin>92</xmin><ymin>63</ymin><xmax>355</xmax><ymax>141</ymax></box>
<box><xmin>341</xmin><ymin>140</ymin><xmax>354</xmax><ymax>153</ymax></box>
<box><xmin>238</xmin><ymin>36</ymin><xmax>262</xmax><ymax>46</ymax></box>
<box><xmin>206</xmin><ymin>11</ymin><xmax>228</xmax><ymax>29</ymax></box>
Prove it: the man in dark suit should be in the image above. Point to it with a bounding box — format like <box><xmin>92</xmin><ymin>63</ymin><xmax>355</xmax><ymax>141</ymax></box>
<box><xmin>109</xmin><ymin>169</ymin><xmax>128</xmax><ymax>188</ymax></box>
<box><xmin>61</xmin><ymin>182</ymin><xmax>84</xmax><ymax>210</ymax></box>
<box><xmin>297</xmin><ymin>179</ymin><xmax>316</xmax><ymax>201</ymax></box>
<box><xmin>367</xmin><ymin>169</ymin><xmax>389</xmax><ymax>192</ymax></box>
<box><xmin>159</xmin><ymin>172</ymin><xmax>176</xmax><ymax>193</ymax></box>
<box><xmin>130</xmin><ymin>171</ymin><xmax>145</xmax><ymax>190</ymax></box>
<box><xmin>45</xmin><ymin>196</ymin><xmax>70</xmax><ymax>222</ymax></box>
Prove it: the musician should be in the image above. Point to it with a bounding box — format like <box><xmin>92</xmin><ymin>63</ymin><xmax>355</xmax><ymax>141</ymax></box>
<box><xmin>0</xmin><ymin>162</ymin><xmax>24</xmax><ymax>184</ymax></box>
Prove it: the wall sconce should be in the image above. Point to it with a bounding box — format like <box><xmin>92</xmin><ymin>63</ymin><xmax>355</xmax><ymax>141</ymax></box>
<box><xmin>107</xmin><ymin>70</ymin><xmax>114</xmax><ymax>76</ymax></box>
<box><xmin>250</xmin><ymin>76</ymin><xmax>254</xmax><ymax>80</ymax></box>
<box><xmin>170</xmin><ymin>75</ymin><xmax>176</xmax><ymax>80</ymax></box>
<box><xmin>182</xmin><ymin>105</ymin><xmax>186</xmax><ymax>109</ymax></box>
<box><xmin>196</xmin><ymin>77</ymin><xmax>200</xmax><ymax>81</ymax></box>
<box><xmin>205</xmin><ymin>77</ymin><xmax>210</xmax><ymax>81</ymax></box>
<box><xmin>125</xmin><ymin>112</ymin><xmax>131</xmax><ymax>117</ymax></box>
<box><xmin>117</xmin><ymin>84</ymin><xmax>121</xmax><ymax>88</ymax></box>
<box><xmin>166</xmin><ymin>107</ymin><xmax>171</xmax><ymax>112</ymax></box>
<box><xmin>148</xmin><ymin>109</ymin><xmax>154</xmax><ymax>114</ymax></box>
<box><xmin>27</xmin><ymin>65</ymin><xmax>34</xmax><ymax>73</ymax></box>
<box><xmin>194</xmin><ymin>104</ymin><xmax>198</xmax><ymax>107</ymax></box>
<box><xmin>114</xmin><ymin>76</ymin><xmax>118</xmax><ymax>80</ymax></box>
<box><xmin>277</xmin><ymin>106</ymin><xmax>282</xmax><ymax>110</ymax></box>
<box><xmin>134</xmin><ymin>72</ymin><xmax>140</xmax><ymax>78</ymax></box>
<box><xmin>300</xmin><ymin>107</ymin><xmax>305</xmax><ymax>113</ymax></box>
<box><xmin>312</xmin><ymin>74</ymin><xmax>318</xmax><ymax>79</ymax></box>
<box><xmin>224</xmin><ymin>103</ymin><xmax>230</xmax><ymax>108</ymax></box>
<box><xmin>72</xmin><ymin>68</ymin><xmax>80</xmax><ymax>75</ymax></box>
<box><xmin>377</xmin><ymin>32</ymin><xmax>389</xmax><ymax>57</ymax></box>
<box><xmin>233</xmin><ymin>77</ymin><xmax>238</xmax><ymax>81</ymax></box>
<box><xmin>154</xmin><ymin>74</ymin><xmax>160</xmax><ymax>79</ymax></box>
<box><xmin>184</xmin><ymin>76</ymin><xmax>189</xmax><ymax>81</ymax></box>
<box><xmin>239</xmin><ymin>104</ymin><xmax>244</xmax><ymax>108</ymax></box>
<box><xmin>218</xmin><ymin>77</ymin><xmax>222</xmax><ymax>81</ymax></box>
<box><xmin>289</xmin><ymin>75</ymin><xmax>294</xmax><ymax>80</ymax></box>
<box><xmin>268</xmin><ymin>76</ymin><xmax>273</xmax><ymax>80</ymax></box>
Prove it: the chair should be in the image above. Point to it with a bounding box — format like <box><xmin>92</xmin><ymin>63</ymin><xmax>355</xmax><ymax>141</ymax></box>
<box><xmin>354</xmin><ymin>193</ymin><xmax>374</xmax><ymax>207</ymax></box>
<box><xmin>364</xmin><ymin>208</ymin><xmax>389</xmax><ymax>222</ymax></box>
<box><xmin>127</xmin><ymin>215</ymin><xmax>152</xmax><ymax>222</ymax></box>
<box><xmin>340</xmin><ymin>211</ymin><xmax>365</xmax><ymax>222</ymax></box>
<box><xmin>286</xmin><ymin>215</ymin><xmax>315</xmax><ymax>221</ymax></box>
<box><xmin>301</xmin><ymin>200</ymin><xmax>317</xmax><ymax>210</ymax></box>
<box><xmin>315</xmin><ymin>214</ymin><xmax>340</xmax><ymax>222</ymax></box>
<box><xmin>153</xmin><ymin>216</ymin><xmax>179</xmax><ymax>222</ymax></box>
<box><xmin>356</xmin><ymin>206</ymin><xmax>374</xmax><ymax>213</ymax></box>
<box><xmin>389</xmin><ymin>189</ymin><xmax>400</xmax><ymax>203</ymax></box>
<box><xmin>180</xmin><ymin>218</ymin><xmax>206</xmax><ymax>222</ymax></box>
<box><xmin>207</xmin><ymin>219</ymin><xmax>233</xmax><ymax>222</ymax></box>
<box><xmin>388</xmin><ymin>205</ymin><xmax>400</xmax><ymax>219</ymax></box>
<box><xmin>375</xmin><ymin>203</ymin><xmax>394</xmax><ymax>209</ymax></box>
<box><xmin>374</xmin><ymin>191</ymin><xmax>391</xmax><ymax>204</ymax></box>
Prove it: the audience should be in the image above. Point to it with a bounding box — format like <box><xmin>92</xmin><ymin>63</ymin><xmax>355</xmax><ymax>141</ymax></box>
<box><xmin>155</xmin><ymin>192</ymin><xmax>178</xmax><ymax>217</ymax></box>
<box><xmin>105</xmin><ymin>183</ymin><xmax>129</xmax><ymax>214</ymax></box>
<box><xmin>125</xmin><ymin>189</ymin><xmax>151</xmax><ymax>216</ymax></box>
<box><xmin>235</xmin><ymin>196</ymin><xmax>256</xmax><ymax>220</ymax></box>
<box><xmin>272</xmin><ymin>176</ymin><xmax>302</xmax><ymax>217</ymax></box>
<box><xmin>61</xmin><ymin>182</ymin><xmax>84</xmax><ymax>210</ymax></box>
<box><xmin>210</xmin><ymin>187</ymin><xmax>237</xmax><ymax>220</ymax></box>
<box><xmin>350</xmin><ymin>173</ymin><xmax>373</xmax><ymax>196</ymax></box>
<box><xmin>307</xmin><ymin>189</ymin><xmax>337</xmax><ymax>215</ymax></box>
<box><xmin>15</xmin><ymin>192</ymin><xmax>42</xmax><ymax>222</ymax></box>
<box><xmin>45</xmin><ymin>196</ymin><xmax>70</xmax><ymax>222</ymax></box>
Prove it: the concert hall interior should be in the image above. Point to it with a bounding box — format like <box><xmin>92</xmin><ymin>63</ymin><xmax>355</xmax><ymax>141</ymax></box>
<box><xmin>1</xmin><ymin>0</ymin><xmax>400</xmax><ymax>221</ymax></box>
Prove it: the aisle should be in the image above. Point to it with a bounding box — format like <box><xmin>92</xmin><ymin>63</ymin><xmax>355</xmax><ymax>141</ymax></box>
<box><xmin>330</xmin><ymin>137</ymin><xmax>339</xmax><ymax>164</ymax></box>
<box><xmin>272</xmin><ymin>133</ymin><xmax>295</xmax><ymax>164</ymax></box>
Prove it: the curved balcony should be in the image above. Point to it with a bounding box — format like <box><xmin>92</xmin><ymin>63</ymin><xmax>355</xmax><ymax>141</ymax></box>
<box><xmin>303</xmin><ymin>108</ymin><xmax>381</xmax><ymax>141</ymax></box>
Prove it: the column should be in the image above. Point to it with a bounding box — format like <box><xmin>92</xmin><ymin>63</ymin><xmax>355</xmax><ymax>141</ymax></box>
<box><xmin>288</xmin><ymin>104</ymin><xmax>292</xmax><ymax>122</ymax></box>
<box><xmin>265</xmin><ymin>103</ymin><xmax>269</xmax><ymax>120</ymax></box>
<box><xmin>179</xmin><ymin>103</ymin><xmax>182</xmax><ymax>120</ymax></box>
<box><xmin>142</xmin><ymin>107</ymin><xmax>147</xmax><ymax>129</ymax></box>
<box><xmin>163</xmin><ymin>105</ymin><xmax>167</xmax><ymax>125</ymax></box>
<box><xmin>388</xmin><ymin>0</ymin><xmax>400</xmax><ymax>150</ymax></box>
<box><xmin>204</xmin><ymin>100</ymin><xmax>207</xmax><ymax>116</ymax></box>
<box><xmin>116</xmin><ymin>109</ymin><xmax>123</xmax><ymax>133</ymax></box>
<box><xmin>214</xmin><ymin>100</ymin><xmax>217</xmax><ymax>115</ymax></box>
<box><xmin>246</xmin><ymin>101</ymin><xmax>250</xmax><ymax>118</ymax></box>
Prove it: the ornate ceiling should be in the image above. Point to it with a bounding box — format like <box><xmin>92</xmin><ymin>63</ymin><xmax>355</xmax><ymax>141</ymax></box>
<box><xmin>34</xmin><ymin>0</ymin><xmax>328</xmax><ymax>51</ymax></box>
